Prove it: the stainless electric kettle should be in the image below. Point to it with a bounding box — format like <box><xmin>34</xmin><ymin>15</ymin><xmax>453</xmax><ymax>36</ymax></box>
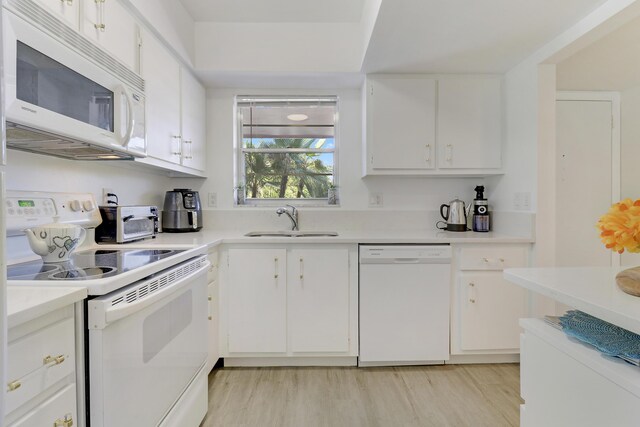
<box><xmin>438</xmin><ymin>198</ymin><xmax>469</xmax><ymax>232</ymax></box>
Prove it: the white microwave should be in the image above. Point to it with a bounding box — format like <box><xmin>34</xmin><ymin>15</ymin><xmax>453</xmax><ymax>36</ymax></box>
<box><xmin>2</xmin><ymin>7</ymin><xmax>146</xmax><ymax>160</ymax></box>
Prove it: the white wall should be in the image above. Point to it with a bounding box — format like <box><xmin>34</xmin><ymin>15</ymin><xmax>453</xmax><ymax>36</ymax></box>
<box><xmin>5</xmin><ymin>150</ymin><xmax>172</xmax><ymax>208</ymax></box>
<box><xmin>173</xmin><ymin>87</ymin><xmax>486</xmax><ymax>216</ymax></box>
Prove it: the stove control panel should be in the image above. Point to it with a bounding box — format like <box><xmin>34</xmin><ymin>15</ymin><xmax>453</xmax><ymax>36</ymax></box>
<box><xmin>6</xmin><ymin>190</ymin><xmax>102</xmax><ymax>236</ymax></box>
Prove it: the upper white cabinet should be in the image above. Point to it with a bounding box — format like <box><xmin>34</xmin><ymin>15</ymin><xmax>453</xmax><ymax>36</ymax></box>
<box><xmin>140</xmin><ymin>29</ymin><xmax>207</xmax><ymax>175</ymax></box>
<box><xmin>365</xmin><ymin>77</ymin><xmax>436</xmax><ymax>171</ymax></box>
<box><xmin>81</xmin><ymin>0</ymin><xmax>140</xmax><ymax>72</ymax></box>
<box><xmin>34</xmin><ymin>0</ymin><xmax>79</xmax><ymax>29</ymax></box>
<box><xmin>141</xmin><ymin>28</ymin><xmax>182</xmax><ymax>164</ymax></box>
<box><xmin>363</xmin><ymin>75</ymin><xmax>503</xmax><ymax>176</ymax></box>
<box><xmin>180</xmin><ymin>70</ymin><xmax>207</xmax><ymax>171</ymax></box>
<box><xmin>437</xmin><ymin>78</ymin><xmax>502</xmax><ymax>169</ymax></box>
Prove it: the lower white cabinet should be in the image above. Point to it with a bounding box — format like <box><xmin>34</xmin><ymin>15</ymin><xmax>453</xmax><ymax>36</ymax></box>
<box><xmin>520</xmin><ymin>319</ymin><xmax>640</xmax><ymax>427</ymax></box>
<box><xmin>5</xmin><ymin>305</ymin><xmax>78</xmax><ymax>427</ymax></box>
<box><xmin>451</xmin><ymin>244</ymin><xmax>530</xmax><ymax>355</ymax></box>
<box><xmin>222</xmin><ymin>245</ymin><xmax>357</xmax><ymax>360</ymax></box>
<box><xmin>206</xmin><ymin>249</ymin><xmax>220</xmax><ymax>371</ymax></box>
<box><xmin>288</xmin><ymin>249</ymin><xmax>350</xmax><ymax>353</ymax></box>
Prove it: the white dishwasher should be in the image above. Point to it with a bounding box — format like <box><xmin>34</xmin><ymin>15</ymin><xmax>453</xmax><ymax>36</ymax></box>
<box><xmin>359</xmin><ymin>245</ymin><xmax>451</xmax><ymax>366</ymax></box>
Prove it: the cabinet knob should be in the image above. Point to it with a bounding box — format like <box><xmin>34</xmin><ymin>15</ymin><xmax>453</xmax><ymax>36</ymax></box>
<box><xmin>7</xmin><ymin>380</ymin><xmax>21</xmax><ymax>392</ymax></box>
<box><xmin>208</xmin><ymin>296</ymin><xmax>212</xmax><ymax>301</ymax></box>
<box><xmin>482</xmin><ymin>257</ymin><xmax>489</xmax><ymax>263</ymax></box>
<box><xmin>469</xmin><ymin>299</ymin><xmax>476</xmax><ymax>303</ymax></box>
<box><xmin>208</xmin><ymin>316</ymin><xmax>212</xmax><ymax>320</ymax></box>
<box><xmin>499</xmin><ymin>258</ymin><xmax>505</xmax><ymax>263</ymax></box>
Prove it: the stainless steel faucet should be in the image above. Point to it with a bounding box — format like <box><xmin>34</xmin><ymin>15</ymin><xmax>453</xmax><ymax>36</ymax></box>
<box><xmin>276</xmin><ymin>204</ymin><xmax>299</xmax><ymax>230</ymax></box>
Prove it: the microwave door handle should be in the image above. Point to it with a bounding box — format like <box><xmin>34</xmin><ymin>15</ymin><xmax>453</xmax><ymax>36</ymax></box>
<box><xmin>118</xmin><ymin>85</ymin><xmax>135</xmax><ymax>148</ymax></box>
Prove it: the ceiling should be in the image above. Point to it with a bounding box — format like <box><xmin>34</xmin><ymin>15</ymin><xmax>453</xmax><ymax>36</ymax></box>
<box><xmin>362</xmin><ymin>0</ymin><xmax>610</xmax><ymax>74</ymax></box>
<box><xmin>178</xmin><ymin>0</ymin><xmax>365</xmax><ymax>23</ymax></box>
<box><xmin>178</xmin><ymin>0</ymin><xmax>615</xmax><ymax>87</ymax></box>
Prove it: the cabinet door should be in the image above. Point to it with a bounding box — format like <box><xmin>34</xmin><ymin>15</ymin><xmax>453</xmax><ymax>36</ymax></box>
<box><xmin>34</xmin><ymin>0</ymin><xmax>79</xmax><ymax>29</ymax></box>
<box><xmin>458</xmin><ymin>272</ymin><xmax>526</xmax><ymax>350</ymax></box>
<box><xmin>141</xmin><ymin>29</ymin><xmax>182</xmax><ymax>163</ymax></box>
<box><xmin>228</xmin><ymin>249</ymin><xmax>287</xmax><ymax>353</ymax></box>
<box><xmin>437</xmin><ymin>78</ymin><xmax>502</xmax><ymax>169</ymax></box>
<box><xmin>181</xmin><ymin>70</ymin><xmax>207</xmax><ymax>171</ymax></box>
<box><xmin>367</xmin><ymin>77</ymin><xmax>436</xmax><ymax>170</ymax></box>
<box><xmin>288</xmin><ymin>249</ymin><xmax>350</xmax><ymax>353</ymax></box>
<box><xmin>81</xmin><ymin>0</ymin><xmax>139</xmax><ymax>71</ymax></box>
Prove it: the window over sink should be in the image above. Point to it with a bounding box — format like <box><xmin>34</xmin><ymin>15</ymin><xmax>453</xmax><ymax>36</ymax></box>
<box><xmin>235</xmin><ymin>96</ymin><xmax>338</xmax><ymax>205</ymax></box>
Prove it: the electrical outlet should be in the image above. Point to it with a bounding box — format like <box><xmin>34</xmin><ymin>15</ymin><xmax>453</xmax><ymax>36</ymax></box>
<box><xmin>208</xmin><ymin>192</ymin><xmax>217</xmax><ymax>208</ymax></box>
<box><xmin>368</xmin><ymin>192</ymin><xmax>383</xmax><ymax>207</ymax></box>
<box><xmin>102</xmin><ymin>188</ymin><xmax>114</xmax><ymax>206</ymax></box>
<box><xmin>513</xmin><ymin>192</ymin><xmax>522</xmax><ymax>210</ymax></box>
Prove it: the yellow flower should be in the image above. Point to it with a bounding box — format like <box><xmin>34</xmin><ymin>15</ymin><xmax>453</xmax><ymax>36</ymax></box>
<box><xmin>597</xmin><ymin>199</ymin><xmax>640</xmax><ymax>253</ymax></box>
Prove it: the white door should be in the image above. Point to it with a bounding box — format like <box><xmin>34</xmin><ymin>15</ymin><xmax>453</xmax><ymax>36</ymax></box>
<box><xmin>288</xmin><ymin>249</ymin><xmax>350</xmax><ymax>353</ymax></box>
<box><xmin>180</xmin><ymin>70</ymin><xmax>207</xmax><ymax>171</ymax></box>
<box><xmin>81</xmin><ymin>0</ymin><xmax>138</xmax><ymax>71</ymax></box>
<box><xmin>556</xmin><ymin>97</ymin><xmax>616</xmax><ymax>267</ymax></box>
<box><xmin>437</xmin><ymin>78</ymin><xmax>502</xmax><ymax>169</ymax></box>
<box><xmin>141</xmin><ymin>29</ymin><xmax>181</xmax><ymax>163</ymax></box>
<box><xmin>228</xmin><ymin>249</ymin><xmax>287</xmax><ymax>353</ymax></box>
<box><xmin>368</xmin><ymin>77</ymin><xmax>436</xmax><ymax>170</ymax></box>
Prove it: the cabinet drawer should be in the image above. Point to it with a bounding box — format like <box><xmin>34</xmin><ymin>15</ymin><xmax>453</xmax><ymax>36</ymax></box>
<box><xmin>458</xmin><ymin>246</ymin><xmax>528</xmax><ymax>270</ymax></box>
<box><xmin>9</xmin><ymin>384</ymin><xmax>77</xmax><ymax>427</ymax></box>
<box><xmin>6</xmin><ymin>317</ymin><xmax>75</xmax><ymax>414</ymax></box>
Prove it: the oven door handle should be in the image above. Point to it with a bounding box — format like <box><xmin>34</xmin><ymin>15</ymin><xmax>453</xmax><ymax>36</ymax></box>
<box><xmin>88</xmin><ymin>260</ymin><xmax>210</xmax><ymax>329</ymax></box>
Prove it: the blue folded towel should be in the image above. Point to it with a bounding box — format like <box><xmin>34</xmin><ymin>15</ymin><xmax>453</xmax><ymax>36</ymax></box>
<box><xmin>559</xmin><ymin>310</ymin><xmax>640</xmax><ymax>360</ymax></box>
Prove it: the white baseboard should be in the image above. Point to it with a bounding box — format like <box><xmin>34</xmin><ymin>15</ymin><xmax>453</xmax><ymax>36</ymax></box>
<box><xmin>224</xmin><ymin>356</ymin><xmax>358</xmax><ymax>367</ymax></box>
<box><xmin>447</xmin><ymin>353</ymin><xmax>520</xmax><ymax>364</ymax></box>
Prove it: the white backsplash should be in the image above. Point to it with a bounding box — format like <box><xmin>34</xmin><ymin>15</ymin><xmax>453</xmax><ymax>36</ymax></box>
<box><xmin>202</xmin><ymin>208</ymin><xmax>535</xmax><ymax>237</ymax></box>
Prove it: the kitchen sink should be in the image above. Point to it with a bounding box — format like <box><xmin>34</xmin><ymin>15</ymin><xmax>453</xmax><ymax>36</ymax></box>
<box><xmin>245</xmin><ymin>231</ymin><xmax>338</xmax><ymax>237</ymax></box>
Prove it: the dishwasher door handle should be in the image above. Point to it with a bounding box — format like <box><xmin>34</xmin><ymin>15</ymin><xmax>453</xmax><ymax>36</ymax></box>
<box><xmin>392</xmin><ymin>258</ymin><xmax>421</xmax><ymax>264</ymax></box>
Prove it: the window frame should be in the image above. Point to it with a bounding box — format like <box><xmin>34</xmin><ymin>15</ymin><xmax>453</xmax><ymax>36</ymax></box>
<box><xmin>234</xmin><ymin>95</ymin><xmax>340</xmax><ymax>207</ymax></box>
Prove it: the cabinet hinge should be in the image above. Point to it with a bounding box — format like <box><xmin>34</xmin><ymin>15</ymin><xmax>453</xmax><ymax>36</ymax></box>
<box><xmin>611</xmin><ymin>115</ymin><xmax>614</xmax><ymax>130</ymax></box>
<box><xmin>370</xmin><ymin>155</ymin><xmax>374</xmax><ymax>165</ymax></box>
<box><xmin>370</xmin><ymin>85</ymin><xmax>373</xmax><ymax>96</ymax></box>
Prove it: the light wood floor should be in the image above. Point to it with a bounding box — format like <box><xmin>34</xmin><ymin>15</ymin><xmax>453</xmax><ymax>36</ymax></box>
<box><xmin>200</xmin><ymin>364</ymin><xmax>521</xmax><ymax>427</ymax></box>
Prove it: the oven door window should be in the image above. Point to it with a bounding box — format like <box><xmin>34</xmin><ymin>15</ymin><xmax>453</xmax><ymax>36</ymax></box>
<box><xmin>16</xmin><ymin>41</ymin><xmax>114</xmax><ymax>132</ymax></box>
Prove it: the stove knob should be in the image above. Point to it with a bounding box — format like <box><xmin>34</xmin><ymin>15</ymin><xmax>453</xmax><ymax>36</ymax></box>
<box><xmin>70</xmin><ymin>200</ymin><xmax>82</xmax><ymax>212</ymax></box>
<box><xmin>83</xmin><ymin>200</ymin><xmax>95</xmax><ymax>211</ymax></box>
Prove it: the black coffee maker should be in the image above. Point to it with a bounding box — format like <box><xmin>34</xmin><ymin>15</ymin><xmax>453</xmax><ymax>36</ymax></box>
<box><xmin>472</xmin><ymin>186</ymin><xmax>490</xmax><ymax>232</ymax></box>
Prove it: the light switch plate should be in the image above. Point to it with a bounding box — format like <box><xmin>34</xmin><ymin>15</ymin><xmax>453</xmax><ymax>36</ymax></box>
<box><xmin>208</xmin><ymin>192</ymin><xmax>217</xmax><ymax>207</ymax></box>
<box><xmin>368</xmin><ymin>192</ymin><xmax>383</xmax><ymax>207</ymax></box>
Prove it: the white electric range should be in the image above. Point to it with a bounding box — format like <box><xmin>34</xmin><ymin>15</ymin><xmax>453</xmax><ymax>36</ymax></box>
<box><xmin>6</xmin><ymin>190</ymin><xmax>210</xmax><ymax>427</ymax></box>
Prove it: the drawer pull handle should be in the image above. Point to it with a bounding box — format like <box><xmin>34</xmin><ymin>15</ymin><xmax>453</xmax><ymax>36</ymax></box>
<box><xmin>43</xmin><ymin>354</ymin><xmax>66</xmax><ymax>366</ymax></box>
<box><xmin>499</xmin><ymin>258</ymin><xmax>505</xmax><ymax>263</ymax></box>
<box><xmin>7</xmin><ymin>380</ymin><xmax>21</xmax><ymax>392</ymax></box>
<box><xmin>482</xmin><ymin>257</ymin><xmax>489</xmax><ymax>263</ymax></box>
<box><xmin>54</xmin><ymin>413</ymin><xmax>74</xmax><ymax>427</ymax></box>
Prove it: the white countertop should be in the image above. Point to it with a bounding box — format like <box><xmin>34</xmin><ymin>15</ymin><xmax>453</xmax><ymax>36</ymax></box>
<box><xmin>7</xmin><ymin>286</ymin><xmax>87</xmax><ymax>328</ymax></box>
<box><xmin>146</xmin><ymin>229</ymin><xmax>534</xmax><ymax>248</ymax></box>
<box><xmin>505</xmin><ymin>267</ymin><xmax>640</xmax><ymax>335</ymax></box>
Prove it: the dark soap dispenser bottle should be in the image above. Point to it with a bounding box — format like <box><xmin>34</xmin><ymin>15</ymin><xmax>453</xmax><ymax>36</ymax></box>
<box><xmin>472</xmin><ymin>185</ymin><xmax>490</xmax><ymax>232</ymax></box>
